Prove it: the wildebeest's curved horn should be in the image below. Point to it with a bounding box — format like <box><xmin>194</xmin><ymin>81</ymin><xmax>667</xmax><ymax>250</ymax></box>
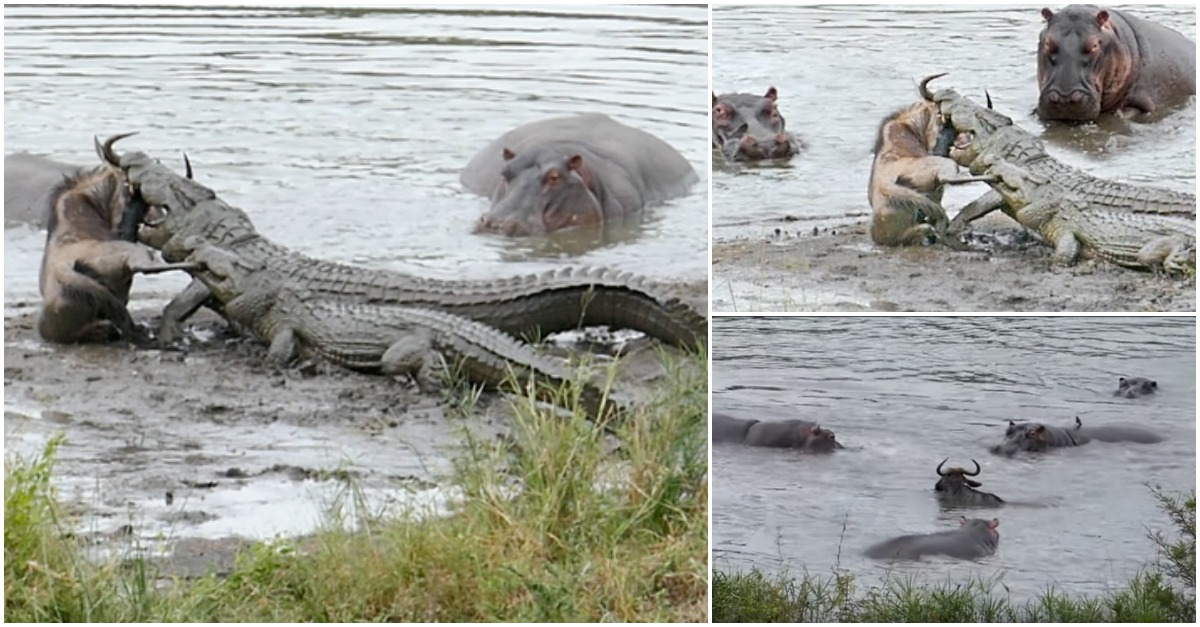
<box><xmin>985</xmin><ymin>90</ymin><xmax>994</xmax><ymax>110</ymax></box>
<box><xmin>1074</xmin><ymin>416</ymin><xmax>1083</xmax><ymax>429</ymax></box>
<box><xmin>936</xmin><ymin>457</ymin><xmax>950</xmax><ymax>476</ymax></box>
<box><xmin>965</xmin><ymin>459</ymin><xmax>981</xmax><ymax>476</ymax></box>
<box><xmin>183</xmin><ymin>153</ymin><xmax>193</xmax><ymax>179</ymax></box>
<box><xmin>95</xmin><ymin>132</ymin><xmax>138</xmax><ymax>167</ymax></box>
<box><xmin>919</xmin><ymin>72</ymin><xmax>948</xmax><ymax>101</ymax></box>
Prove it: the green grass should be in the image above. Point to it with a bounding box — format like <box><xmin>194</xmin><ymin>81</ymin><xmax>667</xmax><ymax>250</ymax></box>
<box><xmin>712</xmin><ymin>486</ymin><xmax>1196</xmax><ymax>623</ymax></box>
<box><xmin>4</xmin><ymin>348</ymin><xmax>708</xmax><ymax>622</ymax></box>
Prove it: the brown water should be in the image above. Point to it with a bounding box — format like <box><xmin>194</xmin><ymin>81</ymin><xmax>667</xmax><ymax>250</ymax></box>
<box><xmin>713</xmin><ymin>316</ymin><xmax>1196</xmax><ymax>602</ymax></box>
<box><xmin>712</xmin><ymin>4</ymin><xmax>1196</xmax><ymax>311</ymax></box>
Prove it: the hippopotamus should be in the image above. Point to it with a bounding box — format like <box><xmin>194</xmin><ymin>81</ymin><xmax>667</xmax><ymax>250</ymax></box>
<box><xmin>992</xmin><ymin>417</ymin><xmax>1163</xmax><ymax>455</ymax></box>
<box><xmin>1114</xmin><ymin>376</ymin><xmax>1157</xmax><ymax>398</ymax></box>
<box><xmin>5</xmin><ymin>152</ymin><xmax>83</xmax><ymax>227</ymax></box>
<box><xmin>711</xmin><ymin>88</ymin><xmax>803</xmax><ymax>162</ymax></box>
<box><xmin>1074</xmin><ymin>416</ymin><xmax>1164</xmax><ymax>443</ymax></box>
<box><xmin>460</xmin><ymin>113</ymin><xmax>698</xmax><ymax>237</ymax></box>
<box><xmin>711</xmin><ymin>412</ymin><xmax>842</xmax><ymax>452</ymax></box>
<box><xmin>934</xmin><ymin>458</ymin><xmax>1005</xmax><ymax>507</ymax></box>
<box><xmin>991</xmin><ymin>419</ymin><xmax>1086</xmax><ymax>456</ymax></box>
<box><xmin>864</xmin><ymin>517</ymin><xmax>1000</xmax><ymax>561</ymax></box>
<box><xmin>1037</xmin><ymin>5</ymin><xmax>1197</xmax><ymax>121</ymax></box>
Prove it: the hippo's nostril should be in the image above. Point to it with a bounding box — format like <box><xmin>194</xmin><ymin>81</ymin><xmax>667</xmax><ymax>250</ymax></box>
<box><xmin>1070</xmin><ymin>91</ymin><xmax>1085</xmax><ymax>103</ymax></box>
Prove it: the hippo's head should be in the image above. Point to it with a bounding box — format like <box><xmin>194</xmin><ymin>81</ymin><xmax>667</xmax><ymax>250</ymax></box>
<box><xmin>990</xmin><ymin>421</ymin><xmax>1043</xmax><ymax>457</ymax></box>
<box><xmin>803</xmin><ymin>424</ymin><xmax>844</xmax><ymax>452</ymax></box>
<box><xmin>475</xmin><ymin>148</ymin><xmax>605</xmax><ymax>237</ymax></box>
<box><xmin>959</xmin><ymin>516</ymin><xmax>1000</xmax><ymax>541</ymax></box>
<box><xmin>1114</xmin><ymin>377</ymin><xmax>1157</xmax><ymax>398</ymax></box>
<box><xmin>712</xmin><ymin>88</ymin><xmax>801</xmax><ymax>162</ymax></box>
<box><xmin>934</xmin><ymin>458</ymin><xmax>983</xmax><ymax>493</ymax></box>
<box><xmin>1036</xmin><ymin>6</ymin><xmax>1124</xmax><ymax>121</ymax></box>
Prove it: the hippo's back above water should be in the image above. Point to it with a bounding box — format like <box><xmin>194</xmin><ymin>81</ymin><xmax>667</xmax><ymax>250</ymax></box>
<box><xmin>460</xmin><ymin>113</ymin><xmax>698</xmax><ymax>205</ymax></box>
<box><xmin>5</xmin><ymin>153</ymin><xmax>82</xmax><ymax>228</ymax></box>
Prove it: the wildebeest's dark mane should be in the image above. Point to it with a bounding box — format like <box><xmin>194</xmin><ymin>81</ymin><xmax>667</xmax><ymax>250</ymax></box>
<box><xmin>45</xmin><ymin>165</ymin><xmax>124</xmax><ymax>239</ymax></box>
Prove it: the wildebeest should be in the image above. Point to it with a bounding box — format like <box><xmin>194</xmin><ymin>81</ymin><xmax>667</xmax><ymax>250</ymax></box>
<box><xmin>1114</xmin><ymin>376</ymin><xmax>1157</xmax><ymax>398</ymax></box>
<box><xmin>864</xmin><ymin>516</ymin><xmax>1000</xmax><ymax>561</ymax></box>
<box><xmin>867</xmin><ymin>74</ymin><xmax>990</xmax><ymax>247</ymax></box>
<box><xmin>934</xmin><ymin>458</ymin><xmax>1004</xmax><ymax>507</ymax></box>
<box><xmin>38</xmin><ymin>133</ymin><xmax>192</xmax><ymax>344</ymax></box>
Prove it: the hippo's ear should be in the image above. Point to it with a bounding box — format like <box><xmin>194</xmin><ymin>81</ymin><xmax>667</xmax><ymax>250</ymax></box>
<box><xmin>712</xmin><ymin>92</ymin><xmax>718</xmax><ymax>107</ymax></box>
<box><xmin>1040</xmin><ymin>7</ymin><xmax>1053</xmax><ymax>22</ymax></box>
<box><xmin>1034</xmin><ymin>425</ymin><xmax>1046</xmax><ymax>434</ymax></box>
<box><xmin>1096</xmin><ymin>10</ymin><xmax>1111</xmax><ymax>30</ymax></box>
<box><xmin>965</xmin><ymin>479</ymin><xmax>983</xmax><ymax>488</ymax></box>
<box><xmin>1119</xmin><ymin>377</ymin><xmax>1127</xmax><ymax>385</ymax></box>
<box><xmin>502</xmin><ymin>147</ymin><xmax>516</xmax><ymax>161</ymax></box>
<box><xmin>1150</xmin><ymin>381</ymin><xmax>1158</xmax><ymax>389</ymax></box>
<box><xmin>568</xmin><ymin>155</ymin><xmax>584</xmax><ymax>171</ymax></box>
<box><xmin>959</xmin><ymin>516</ymin><xmax>968</xmax><ymax>526</ymax></box>
<box><xmin>988</xmin><ymin>518</ymin><xmax>999</xmax><ymax>529</ymax></box>
<box><xmin>764</xmin><ymin>86</ymin><xmax>778</xmax><ymax>101</ymax></box>
<box><xmin>1008</xmin><ymin>420</ymin><xmax>1016</xmax><ymax>427</ymax></box>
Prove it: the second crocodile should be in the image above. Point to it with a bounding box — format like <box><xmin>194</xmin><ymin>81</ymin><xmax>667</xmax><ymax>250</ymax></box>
<box><xmin>95</xmin><ymin>138</ymin><xmax>707</xmax><ymax>349</ymax></box>
<box><xmin>923</xmin><ymin>77</ymin><xmax>1196</xmax><ymax>273</ymax></box>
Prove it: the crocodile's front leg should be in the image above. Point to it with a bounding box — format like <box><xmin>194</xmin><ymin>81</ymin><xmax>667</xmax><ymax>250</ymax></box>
<box><xmin>945</xmin><ymin>189</ymin><xmax>1007</xmax><ymax>235</ymax></box>
<box><xmin>158</xmin><ymin>279</ymin><xmax>216</xmax><ymax>346</ymax></box>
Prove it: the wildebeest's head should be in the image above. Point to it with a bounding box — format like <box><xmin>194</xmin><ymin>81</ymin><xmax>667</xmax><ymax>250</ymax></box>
<box><xmin>474</xmin><ymin>148</ymin><xmax>606</xmax><ymax>237</ymax></box>
<box><xmin>934</xmin><ymin>458</ymin><xmax>983</xmax><ymax>492</ymax></box>
<box><xmin>920</xmin><ymin>73</ymin><xmax>1014</xmax><ymax>165</ymax></box>
<box><xmin>46</xmin><ymin>133</ymin><xmax>145</xmax><ymax>247</ymax></box>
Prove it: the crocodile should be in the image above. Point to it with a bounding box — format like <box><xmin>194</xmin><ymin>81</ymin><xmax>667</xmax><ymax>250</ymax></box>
<box><xmin>94</xmin><ymin>137</ymin><xmax>707</xmax><ymax>348</ymax></box>
<box><xmin>920</xmin><ymin>77</ymin><xmax>1196</xmax><ymax>273</ymax></box>
<box><xmin>169</xmin><ymin>237</ymin><xmax>624</xmax><ymax>421</ymax></box>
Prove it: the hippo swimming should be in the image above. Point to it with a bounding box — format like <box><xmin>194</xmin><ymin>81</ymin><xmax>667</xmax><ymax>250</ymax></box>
<box><xmin>1114</xmin><ymin>377</ymin><xmax>1157</xmax><ymax>398</ymax></box>
<box><xmin>934</xmin><ymin>458</ymin><xmax>1004</xmax><ymax>507</ymax></box>
<box><xmin>864</xmin><ymin>517</ymin><xmax>1000</xmax><ymax>561</ymax></box>
<box><xmin>711</xmin><ymin>411</ymin><xmax>842</xmax><ymax>452</ymax></box>
<box><xmin>992</xmin><ymin>417</ymin><xmax>1162</xmax><ymax>456</ymax></box>
<box><xmin>711</xmin><ymin>88</ymin><xmax>803</xmax><ymax>162</ymax></box>
<box><xmin>1037</xmin><ymin>5</ymin><xmax>1196</xmax><ymax>121</ymax></box>
<box><xmin>5</xmin><ymin>152</ymin><xmax>83</xmax><ymax>228</ymax></box>
<box><xmin>460</xmin><ymin>114</ymin><xmax>698</xmax><ymax>236</ymax></box>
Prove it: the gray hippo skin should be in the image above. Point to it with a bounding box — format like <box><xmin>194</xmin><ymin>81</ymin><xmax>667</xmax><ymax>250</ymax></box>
<box><xmin>991</xmin><ymin>419</ymin><xmax>1087</xmax><ymax>456</ymax></box>
<box><xmin>1037</xmin><ymin>4</ymin><xmax>1196</xmax><ymax>121</ymax></box>
<box><xmin>1114</xmin><ymin>376</ymin><xmax>1157</xmax><ymax>398</ymax></box>
<box><xmin>460</xmin><ymin>113</ymin><xmax>698</xmax><ymax>236</ymax></box>
<box><xmin>711</xmin><ymin>88</ymin><xmax>803</xmax><ymax>162</ymax></box>
<box><xmin>5</xmin><ymin>153</ymin><xmax>82</xmax><ymax>227</ymax></box>
<box><xmin>934</xmin><ymin>458</ymin><xmax>1005</xmax><ymax>507</ymax></box>
<box><xmin>1074</xmin><ymin>416</ymin><xmax>1164</xmax><ymax>443</ymax></box>
<box><xmin>864</xmin><ymin>517</ymin><xmax>1000</xmax><ymax>561</ymax></box>
<box><xmin>711</xmin><ymin>411</ymin><xmax>842</xmax><ymax>452</ymax></box>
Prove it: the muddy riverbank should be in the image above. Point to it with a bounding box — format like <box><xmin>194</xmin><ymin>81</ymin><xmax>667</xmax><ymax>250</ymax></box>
<box><xmin>3</xmin><ymin>299</ymin><xmax>703</xmax><ymax>578</ymax></box>
<box><xmin>712</xmin><ymin>217</ymin><xmax>1196</xmax><ymax>312</ymax></box>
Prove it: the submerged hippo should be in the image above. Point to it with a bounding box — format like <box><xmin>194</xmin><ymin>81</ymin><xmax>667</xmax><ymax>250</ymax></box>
<box><xmin>934</xmin><ymin>458</ymin><xmax>1004</xmax><ymax>507</ymax></box>
<box><xmin>1037</xmin><ymin>5</ymin><xmax>1196</xmax><ymax>121</ymax></box>
<box><xmin>460</xmin><ymin>114</ymin><xmax>698</xmax><ymax>236</ymax></box>
<box><xmin>5</xmin><ymin>153</ymin><xmax>83</xmax><ymax>227</ymax></box>
<box><xmin>864</xmin><ymin>517</ymin><xmax>1000</xmax><ymax>561</ymax></box>
<box><xmin>711</xmin><ymin>88</ymin><xmax>803</xmax><ymax>162</ymax></box>
<box><xmin>711</xmin><ymin>412</ymin><xmax>842</xmax><ymax>452</ymax></box>
<box><xmin>992</xmin><ymin>417</ymin><xmax>1162</xmax><ymax>456</ymax></box>
<box><xmin>1114</xmin><ymin>376</ymin><xmax>1157</xmax><ymax>398</ymax></box>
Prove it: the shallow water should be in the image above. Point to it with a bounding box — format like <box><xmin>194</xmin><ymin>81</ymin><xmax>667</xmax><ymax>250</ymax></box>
<box><xmin>2</xmin><ymin>4</ymin><xmax>706</xmax><ymax>542</ymax></box>
<box><xmin>712</xmin><ymin>4</ymin><xmax>1197</xmax><ymax>310</ymax></box>
<box><xmin>712</xmin><ymin>316</ymin><xmax>1197</xmax><ymax>602</ymax></box>
<box><xmin>3</xmin><ymin>3</ymin><xmax>709</xmax><ymax>314</ymax></box>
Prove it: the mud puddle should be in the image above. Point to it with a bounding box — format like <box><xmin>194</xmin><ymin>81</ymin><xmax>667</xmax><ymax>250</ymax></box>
<box><xmin>712</xmin><ymin>215</ymin><xmax>1196</xmax><ymax>313</ymax></box>
<box><xmin>3</xmin><ymin>306</ymin><xmax>691</xmax><ymax>578</ymax></box>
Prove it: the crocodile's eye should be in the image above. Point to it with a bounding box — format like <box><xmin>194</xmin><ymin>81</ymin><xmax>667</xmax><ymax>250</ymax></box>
<box><xmin>914</xmin><ymin>208</ymin><xmax>928</xmax><ymax>223</ymax></box>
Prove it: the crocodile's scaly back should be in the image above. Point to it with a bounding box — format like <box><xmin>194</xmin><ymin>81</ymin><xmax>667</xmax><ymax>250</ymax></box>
<box><xmin>118</xmin><ymin>148</ymin><xmax>707</xmax><ymax>349</ymax></box>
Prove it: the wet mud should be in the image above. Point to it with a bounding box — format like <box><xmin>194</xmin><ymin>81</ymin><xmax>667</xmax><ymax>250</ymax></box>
<box><xmin>712</xmin><ymin>216</ymin><xmax>1196</xmax><ymax>313</ymax></box>
<box><xmin>3</xmin><ymin>298</ymin><xmax>702</xmax><ymax>579</ymax></box>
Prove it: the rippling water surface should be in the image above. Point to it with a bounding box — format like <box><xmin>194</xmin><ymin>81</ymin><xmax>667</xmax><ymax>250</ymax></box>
<box><xmin>713</xmin><ymin>316</ymin><xmax>1196</xmax><ymax>601</ymax></box>
<box><xmin>712</xmin><ymin>4</ymin><xmax>1196</xmax><ymax>238</ymax></box>
<box><xmin>4</xmin><ymin>4</ymin><xmax>709</xmax><ymax>313</ymax></box>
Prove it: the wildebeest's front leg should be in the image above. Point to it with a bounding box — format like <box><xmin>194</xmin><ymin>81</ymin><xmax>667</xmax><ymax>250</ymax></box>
<box><xmin>158</xmin><ymin>278</ymin><xmax>217</xmax><ymax>346</ymax></box>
